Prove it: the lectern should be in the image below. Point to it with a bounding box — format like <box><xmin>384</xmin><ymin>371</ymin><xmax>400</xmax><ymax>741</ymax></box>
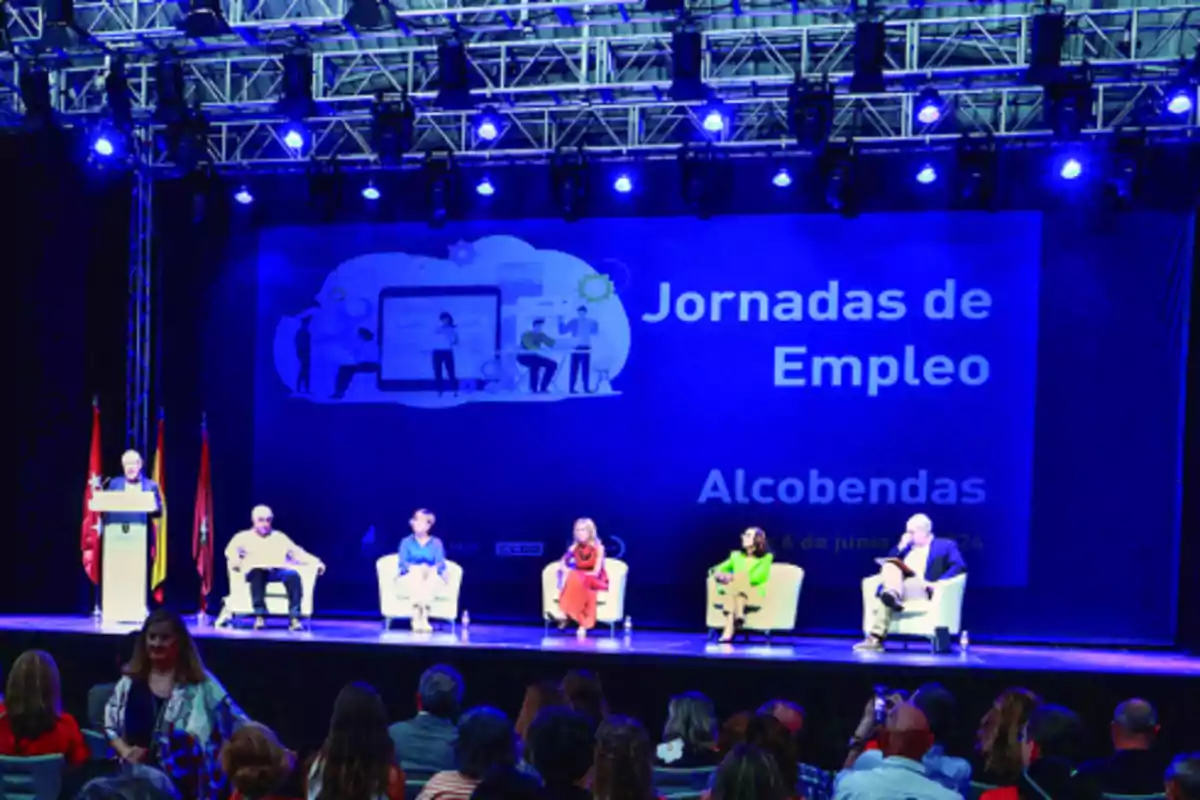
<box><xmin>89</xmin><ymin>490</ymin><xmax>158</xmax><ymax>624</ymax></box>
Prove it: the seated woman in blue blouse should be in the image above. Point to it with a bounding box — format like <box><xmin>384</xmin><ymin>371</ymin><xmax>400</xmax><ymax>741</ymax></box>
<box><xmin>396</xmin><ymin>508</ymin><xmax>448</xmax><ymax>632</ymax></box>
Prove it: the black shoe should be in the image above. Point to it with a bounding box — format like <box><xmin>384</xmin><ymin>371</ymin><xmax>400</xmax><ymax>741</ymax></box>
<box><xmin>881</xmin><ymin>592</ymin><xmax>905</xmax><ymax>612</ymax></box>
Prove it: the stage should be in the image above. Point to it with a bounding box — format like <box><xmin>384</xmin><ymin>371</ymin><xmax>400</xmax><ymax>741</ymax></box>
<box><xmin>2</xmin><ymin>615</ymin><xmax>1198</xmax><ymax>765</ymax></box>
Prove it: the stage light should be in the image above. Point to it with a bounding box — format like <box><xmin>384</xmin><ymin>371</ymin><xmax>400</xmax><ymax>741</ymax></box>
<box><xmin>772</xmin><ymin>168</ymin><xmax>793</xmax><ymax>188</ymax></box>
<box><xmin>436</xmin><ymin>36</ymin><xmax>473</xmax><ymax>110</ymax></box>
<box><xmin>475</xmin><ymin>108</ymin><xmax>500</xmax><ymax>141</ymax></box>
<box><xmin>475</xmin><ymin>176</ymin><xmax>495</xmax><ymax>196</ymax></box>
<box><xmin>788</xmin><ymin>77</ymin><xmax>834</xmax><ymax>151</ymax></box>
<box><xmin>234</xmin><ymin>186</ymin><xmax>254</xmax><ymax>204</ymax></box>
<box><xmin>93</xmin><ymin>135</ymin><xmax>115</xmax><ymax>157</ymax></box>
<box><xmin>850</xmin><ymin>21</ymin><xmax>886</xmax><ymax>94</ymax></box>
<box><xmin>916</xmin><ymin>164</ymin><xmax>937</xmax><ymax>184</ymax></box>
<box><xmin>1060</xmin><ymin>157</ymin><xmax>1082</xmax><ymax>180</ymax></box>
<box><xmin>613</xmin><ymin>174</ymin><xmax>632</xmax><ymax>194</ymax></box>
<box><xmin>670</xmin><ymin>24</ymin><xmax>705</xmax><ymax>102</ymax></box>
<box><xmin>915</xmin><ymin>87</ymin><xmax>942</xmax><ymax>125</ymax></box>
<box><xmin>1166</xmin><ymin>89</ymin><xmax>1193</xmax><ymax>116</ymax></box>
<box><xmin>179</xmin><ymin>0</ymin><xmax>232</xmax><ymax>38</ymax></box>
<box><xmin>19</xmin><ymin>69</ymin><xmax>54</xmax><ymax>131</ymax></box>
<box><xmin>371</xmin><ymin>91</ymin><xmax>415</xmax><ymax>164</ymax></box>
<box><xmin>283</xmin><ymin>125</ymin><xmax>305</xmax><ymax>150</ymax></box>
<box><xmin>362</xmin><ymin>182</ymin><xmax>381</xmax><ymax>200</ymax></box>
<box><xmin>702</xmin><ymin>109</ymin><xmax>725</xmax><ymax>133</ymax></box>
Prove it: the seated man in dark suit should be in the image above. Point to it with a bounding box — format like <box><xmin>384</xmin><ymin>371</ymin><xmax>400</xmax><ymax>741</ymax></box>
<box><xmin>388</xmin><ymin>664</ymin><xmax>463</xmax><ymax>776</ymax></box>
<box><xmin>1076</xmin><ymin>699</ymin><xmax>1173</xmax><ymax>795</ymax></box>
<box><xmin>855</xmin><ymin>513</ymin><xmax>966</xmax><ymax>652</ymax></box>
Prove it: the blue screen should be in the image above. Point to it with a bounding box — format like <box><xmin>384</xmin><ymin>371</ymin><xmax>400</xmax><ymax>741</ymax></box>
<box><xmin>239</xmin><ymin>212</ymin><xmax>1189</xmax><ymax>643</ymax></box>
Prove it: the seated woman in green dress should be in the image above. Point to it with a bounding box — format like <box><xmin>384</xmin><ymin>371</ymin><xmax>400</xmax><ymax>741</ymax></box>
<box><xmin>710</xmin><ymin>527</ymin><xmax>773</xmax><ymax>643</ymax></box>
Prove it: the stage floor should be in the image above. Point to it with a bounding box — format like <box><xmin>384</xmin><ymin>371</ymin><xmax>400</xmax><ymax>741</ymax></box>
<box><xmin>2</xmin><ymin>615</ymin><xmax>1197</xmax><ymax>678</ymax></box>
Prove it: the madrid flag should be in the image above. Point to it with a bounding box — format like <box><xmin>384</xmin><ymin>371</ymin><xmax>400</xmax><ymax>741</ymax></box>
<box><xmin>193</xmin><ymin>418</ymin><xmax>215</xmax><ymax>611</ymax></box>
<box><xmin>81</xmin><ymin>400</ymin><xmax>102</xmax><ymax>585</ymax></box>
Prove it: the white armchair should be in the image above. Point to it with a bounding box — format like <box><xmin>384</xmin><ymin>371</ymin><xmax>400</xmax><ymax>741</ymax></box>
<box><xmin>706</xmin><ymin>563</ymin><xmax>805</xmax><ymax>638</ymax></box>
<box><xmin>542</xmin><ymin>559</ymin><xmax>628</xmax><ymax>635</ymax></box>
<box><xmin>377</xmin><ymin>555</ymin><xmax>463</xmax><ymax>630</ymax></box>
<box><xmin>861</xmin><ymin>573</ymin><xmax>967</xmax><ymax>650</ymax></box>
<box><xmin>219</xmin><ymin>563</ymin><xmax>321</xmax><ymax>626</ymax></box>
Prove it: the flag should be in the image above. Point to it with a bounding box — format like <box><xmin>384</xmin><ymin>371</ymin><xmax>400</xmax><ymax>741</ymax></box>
<box><xmin>81</xmin><ymin>400</ymin><xmax>103</xmax><ymax>585</ymax></box>
<box><xmin>149</xmin><ymin>413</ymin><xmax>168</xmax><ymax>604</ymax></box>
<box><xmin>193</xmin><ymin>417</ymin><xmax>214</xmax><ymax>611</ymax></box>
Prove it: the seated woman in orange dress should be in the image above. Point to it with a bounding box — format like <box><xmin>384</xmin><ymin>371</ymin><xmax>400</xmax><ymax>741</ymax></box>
<box><xmin>557</xmin><ymin>518</ymin><xmax>608</xmax><ymax>639</ymax></box>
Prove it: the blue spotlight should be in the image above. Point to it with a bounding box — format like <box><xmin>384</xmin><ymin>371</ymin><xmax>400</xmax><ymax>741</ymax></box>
<box><xmin>92</xmin><ymin>135</ymin><xmax>115</xmax><ymax>157</ymax></box>
<box><xmin>475</xmin><ymin>176</ymin><xmax>495</xmax><ymax>196</ymax></box>
<box><xmin>772</xmin><ymin>168</ymin><xmax>793</xmax><ymax>188</ymax></box>
<box><xmin>916</xmin><ymin>164</ymin><xmax>937</xmax><ymax>184</ymax></box>
<box><xmin>702</xmin><ymin>109</ymin><xmax>725</xmax><ymax>133</ymax></box>
<box><xmin>613</xmin><ymin>174</ymin><xmax>632</xmax><ymax>194</ymax></box>
<box><xmin>915</xmin><ymin>87</ymin><xmax>942</xmax><ymax>125</ymax></box>
<box><xmin>477</xmin><ymin>118</ymin><xmax>498</xmax><ymax>141</ymax></box>
<box><xmin>234</xmin><ymin>186</ymin><xmax>254</xmax><ymax>205</ymax></box>
<box><xmin>1059</xmin><ymin>157</ymin><xmax>1082</xmax><ymax>180</ymax></box>
<box><xmin>1166</xmin><ymin>89</ymin><xmax>1193</xmax><ymax>116</ymax></box>
<box><xmin>282</xmin><ymin>124</ymin><xmax>305</xmax><ymax>150</ymax></box>
<box><xmin>362</xmin><ymin>182</ymin><xmax>381</xmax><ymax>201</ymax></box>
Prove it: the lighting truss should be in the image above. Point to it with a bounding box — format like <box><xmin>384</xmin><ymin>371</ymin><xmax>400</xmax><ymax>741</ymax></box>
<box><xmin>1</xmin><ymin>1</ymin><xmax>1198</xmax><ymax>161</ymax></box>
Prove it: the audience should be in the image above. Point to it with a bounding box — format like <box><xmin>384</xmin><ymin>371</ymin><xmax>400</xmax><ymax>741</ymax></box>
<box><xmin>1076</xmin><ymin>698</ymin><xmax>1173</xmax><ymax>795</ymax></box>
<box><xmin>516</xmin><ymin>682</ymin><xmax>567</xmax><ymax>748</ymax></box>
<box><xmin>469</xmin><ymin>765</ymin><xmax>546</xmax><ymax>800</ymax></box>
<box><xmin>527</xmin><ymin>707</ymin><xmax>596</xmax><ymax>800</ymax></box>
<box><xmin>221</xmin><ymin>722</ymin><xmax>295</xmax><ymax>800</ymax></box>
<box><xmin>711</xmin><ymin>743</ymin><xmax>791</xmax><ymax>800</ymax></box>
<box><xmin>981</xmin><ymin>704</ymin><xmax>1099</xmax><ymax>800</ymax></box>
<box><xmin>307</xmin><ymin>682</ymin><xmax>404</xmax><ymax>800</ymax></box>
<box><xmin>0</xmin><ymin>650</ymin><xmax>89</xmax><ymax>767</ymax></box>
<box><xmin>976</xmin><ymin>688</ymin><xmax>1041</xmax><ymax>786</ymax></box>
<box><xmin>716</xmin><ymin>712</ymin><xmax>753</xmax><ymax>756</ymax></box>
<box><xmin>419</xmin><ymin>707</ymin><xmax>516</xmax><ymax>800</ymax></box>
<box><xmin>656</xmin><ymin>692</ymin><xmax>720</xmax><ymax>767</ymax></box>
<box><xmin>756</xmin><ymin>700</ymin><xmax>831</xmax><ymax>800</ymax></box>
<box><xmin>594</xmin><ymin>715</ymin><xmax>657</xmax><ymax>800</ymax></box>
<box><xmin>389</xmin><ymin>665</ymin><xmax>463</xmax><ymax>776</ymax></box>
<box><xmin>1167</xmin><ymin>754</ymin><xmax>1200</xmax><ymax>800</ymax></box>
<box><xmin>562</xmin><ymin>670</ymin><xmax>609</xmax><ymax>722</ymax></box>
<box><xmin>104</xmin><ymin>609</ymin><xmax>247</xmax><ymax>800</ymax></box>
<box><xmin>834</xmin><ymin>701</ymin><xmax>960</xmax><ymax>800</ymax></box>
<box><xmin>75</xmin><ymin>771</ymin><xmax>179</xmax><ymax>800</ymax></box>
<box><xmin>742</xmin><ymin>714</ymin><xmax>802</xmax><ymax>799</ymax></box>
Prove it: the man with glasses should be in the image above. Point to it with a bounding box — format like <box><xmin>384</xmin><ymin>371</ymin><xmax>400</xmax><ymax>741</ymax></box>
<box><xmin>224</xmin><ymin>505</ymin><xmax>326</xmax><ymax>631</ymax></box>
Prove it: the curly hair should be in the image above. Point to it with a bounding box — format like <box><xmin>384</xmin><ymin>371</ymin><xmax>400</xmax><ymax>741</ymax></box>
<box><xmin>314</xmin><ymin>683</ymin><xmax>394</xmax><ymax>800</ymax></box>
<box><xmin>593</xmin><ymin>716</ymin><xmax>655</xmax><ymax>800</ymax></box>
<box><xmin>221</xmin><ymin>723</ymin><xmax>294</xmax><ymax>800</ymax></box>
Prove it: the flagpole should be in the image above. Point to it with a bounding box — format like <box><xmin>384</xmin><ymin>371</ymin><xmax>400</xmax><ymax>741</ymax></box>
<box><xmin>90</xmin><ymin>394</ymin><xmax>103</xmax><ymax>627</ymax></box>
<box><xmin>196</xmin><ymin>411</ymin><xmax>210</xmax><ymax>628</ymax></box>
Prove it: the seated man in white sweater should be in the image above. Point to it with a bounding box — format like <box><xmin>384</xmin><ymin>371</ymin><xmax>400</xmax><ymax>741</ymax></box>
<box><xmin>223</xmin><ymin>505</ymin><xmax>325</xmax><ymax>631</ymax></box>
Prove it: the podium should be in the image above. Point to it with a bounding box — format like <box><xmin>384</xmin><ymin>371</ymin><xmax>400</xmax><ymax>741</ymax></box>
<box><xmin>89</xmin><ymin>490</ymin><xmax>157</xmax><ymax>624</ymax></box>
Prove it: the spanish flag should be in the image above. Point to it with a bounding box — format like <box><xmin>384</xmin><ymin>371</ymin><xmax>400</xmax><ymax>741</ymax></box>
<box><xmin>150</xmin><ymin>413</ymin><xmax>168</xmax><ymax>603</ymax></box>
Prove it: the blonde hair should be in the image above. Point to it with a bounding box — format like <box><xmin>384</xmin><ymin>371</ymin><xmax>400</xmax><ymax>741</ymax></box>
<box><xmin>573</xmin><ymin>518</ymin><xmax>599</xmax><ymax>543</ymax></box>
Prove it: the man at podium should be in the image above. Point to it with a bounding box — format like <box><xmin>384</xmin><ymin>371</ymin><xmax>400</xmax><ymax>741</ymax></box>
<box><xmin>106</xmin><ymin>450</ymin><xmax>163</xmax><ymax>525</ymax></box>
<box><xmin>224</xmin><ymin>505</ymin><xmax>326</xmax><ymax>632</ymax></box>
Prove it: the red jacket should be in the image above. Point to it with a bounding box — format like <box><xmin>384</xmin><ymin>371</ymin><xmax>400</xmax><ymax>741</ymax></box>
<box><xmin>0</xmin><ymin>705</ymin><xmax>90</xmax><ymax>767</ymax></box>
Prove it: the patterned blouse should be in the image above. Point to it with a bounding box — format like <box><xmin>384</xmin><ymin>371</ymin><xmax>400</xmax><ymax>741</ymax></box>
<box><xmin>104</xmin><ymin>671</ymin><xmax>248</xmax><ymax>800</ymax></box>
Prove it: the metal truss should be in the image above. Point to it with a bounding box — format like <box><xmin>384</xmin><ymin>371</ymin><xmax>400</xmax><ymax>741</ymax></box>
<box><xmin>126</xmin><ymin>164</ymin><xmax>153</xmax><ymax>453</ymax></box>
<box><xmin>1</xmin><ymin>1</ymin><xmax>1198</xmax><ymax>158</ymax></box>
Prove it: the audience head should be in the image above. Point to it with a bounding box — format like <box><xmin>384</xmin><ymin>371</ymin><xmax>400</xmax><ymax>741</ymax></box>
<box><xmin>717</xmin><ymin>712</ymin><xmax>753</xmax><ymax>755</ymax></box>
<box><xmin>879</xmin><ymin>701</ymin><xmax>936</xmax><ymax>763</ymax></box>
<box><xmin>711</xmin><ymin>744</ymin><xmax>790</xmax><ymax>800</ymax></box>
<box><xmin>978</xmin><ymin>688</ymin><xmax>1041</xmax><ymax>783</ymax></box>
<box><xmin>527</xmin><ymin>707</ymin><xmax>596</xmax><ymax>790</ymax></box>
<box><xmin>663</xmin><ymin>692</ymin><xmax>718</xmax><ymax>751</ymax></box>
<box><xmin>1021</xmin><ymin>704</ymin><xmax>1084</xmax><ymax>767</ymax></box>
<box><xmin>1166</xmin><ymin>754</ymin><xmax>1200</xmax><ymax>800</ymax></box>
<box><xmin>469</xmin><ymin>765</ymin><xmax>546</xmax><ymax>800</ymax></box>
<box><xmin>515</xmin><ymin>681</ymin><xmax>566</xmax><ymax>744</ymax></box>
<box><xmin>126</xmin><ymin>609</ymin><xmax>206</xmax><ymax>684</ymax></box>
<box><xmin>912</xmin><ymin>682</ymin><xmax>956</xmax><ymax>743</ymax></box>
<box><xmin>562</xmin><ymin>669</ymin><xmax>608</xmax><ymax>721</ymax></box>
<box><xmin>593</xmin><ymin>715</ymin><xmax>655</xmax><ymax>800</ymax></box>
<box><xmin>76</xmin><ymin>772</ymin><xmax>177</xmax><ymax>800</ymax></box>
<box><xmin>417</xmin><ymin>665</ymin><xmax>464</xmax><ymax>721</ymax></box>
<box><xmin>221</xmin><ymin>722</ymin><xmax>294</xmax><ymax>800</ymax></box>
<box><xmin>456</xmin><ymin>707</ymin><xmax>516</xmax><ymax>780</ymax></box>
<box><xmin>4</xmin><ymin>650</ymin><xmax>62</xmax><ymax>741</ymax></box>
<box><xmin>317</xmin><ymin>682</ymin><xmax>394</xmax><ymax>800</ymax></box>
<box><xmin>1111</xmin><ymin>699</ymin><xmax>1159</xmax><ymax>750</ymax></box>
<box><xmin>756</xmin><ymin>699</ymin><xmax>804</xmax><ymax>739</ymax></box>
<box><xmin>743</xmin><ymin>713</ymin><xmax>798</xmax><ymax>791</ymax></box>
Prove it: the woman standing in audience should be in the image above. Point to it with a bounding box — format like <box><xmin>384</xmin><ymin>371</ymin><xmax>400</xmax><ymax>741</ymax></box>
<box><xmin>655</xmin><ymin>693</ymin><xmax>720</xmax><ymax>768</ymax></box>
<box><xmin>222</xmin><ymin>722</ymin><xmax>296</xmax><ymax>800</ymax></box>
<box><xmin>0</xmin><ymin>650</ymin><xmax>89</xmax><ymax>766</ymax></box>
<box><xmin>419</xmin><ymin>707</ymin><xmax>517</xmax><ymax>800</ymax></box>
<box><xmin>976</xmin><ymin>689</ymin><xmax>1042</xmax><ymax>786</ymax></box>
<box><xmin>104</xmin><ymin>609</ymin><xmax>247</xmax><ymax>800</ymax></box>
<box><xmin>307</xmin><ymin>682</ymin><xmax>404</xmax><ymax>800</ymax></box>
<box><xmin>397</xmin><ymin>508</ymin><xmax>449</xmax><ymax>632</ymax></box>
<box><xmin>710</xmin><ymin>528</ymin><xmax>773</xmax><ymax>643</ymax></box>
<box><xmin>557</xmin><ymin>519</ymin><xmax>608</xmax><ymax>639</ymax></box>
<box><xmin>593</xmin><ymin>716</ymin><xmax>658</xmax><ymax>800</ymax></box>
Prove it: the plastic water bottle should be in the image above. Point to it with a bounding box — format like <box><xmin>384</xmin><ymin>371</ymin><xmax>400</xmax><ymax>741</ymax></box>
<box><xmin>461</xmin><ymin>610</ymin><xmax>470</xmax><ymax>630</ymax></box>
<box><xmin>959</xmin><ymin>630</ymin><xmax>970</xmax><ymax>652</ymax></box>
<box><xmin>623</xmin><ymin>616</ymin><xmax>632</xmax><ymax>637</ymax></box>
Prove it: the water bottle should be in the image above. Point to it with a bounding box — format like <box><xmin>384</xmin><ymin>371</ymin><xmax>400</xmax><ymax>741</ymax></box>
<box><xmin>623</xmin><ymin>616</ymin><xmax>632</xmax><ymax>637</ymax></box>
<box><xmin>461</xmin><ymin>610</ymin><xmax>470</xmax><ymax>630</ymax></box>
<box><xmin>959</xmin><ymin>630</ymin><xmax>969</xmax><ymax>652</ymax></box>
